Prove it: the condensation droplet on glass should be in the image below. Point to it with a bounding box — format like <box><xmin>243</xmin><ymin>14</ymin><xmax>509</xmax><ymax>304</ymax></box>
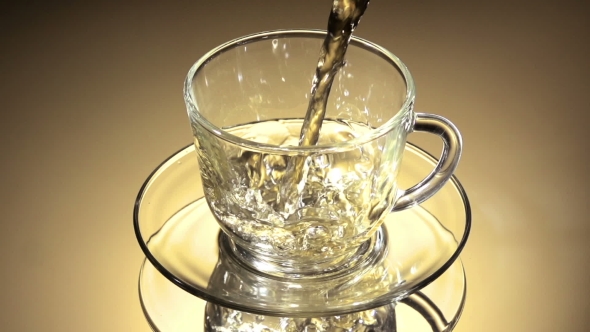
<box><xmin>281</xmin><ymin>77</ymin><xmax>286</xmax><ymax>82</ymax></box>
<box><xmin>272</xmin><ymin>39</ymin><xmax>278</xmax><ymax>49</ymax></box>
<box><xmin>343</xmin><ymin>89</ymin><xmax>349</xmax><ymax>96</ymax></box>
<box><xmin>238</xmin><ymin>72</ymin><xmax>243</xmax><ymax>82</ymax></box>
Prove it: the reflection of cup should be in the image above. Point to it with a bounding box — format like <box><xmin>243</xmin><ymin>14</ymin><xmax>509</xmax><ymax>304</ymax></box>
<box><xmin>184</xmin><ymin>30</ymin><xmax>462</xmax><ymax>277</ymax></box>
<box><xmin>204</xmin><ymin>292</ymin><xmax>453</xmax><ymax>332</ymax></box>
<box><xmin>204</xmin><ymin>238</ymin><xmax>454</xmax><ymax>332</ymax></box>
<box><xmin>205</xmin><ymin>300</ymin><xmax>397</xmax><ymax>332</ymax></box>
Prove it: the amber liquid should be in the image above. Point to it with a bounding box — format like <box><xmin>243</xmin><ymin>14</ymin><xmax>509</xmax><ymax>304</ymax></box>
<box><xmin>283</xmin><ymin>0</ymin><xmax>372</xmax><ymax>205</ymax></box>
<box><xmin>299</xmin><ymin>0</ymin><xmax>371</xmax><ymax>147</ymax></box>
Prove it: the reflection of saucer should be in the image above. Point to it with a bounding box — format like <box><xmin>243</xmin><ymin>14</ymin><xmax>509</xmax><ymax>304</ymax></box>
<box><xmin>139</xmin><ymin>256</ymin><xmax>466</xmax><ymax>332</ymax></box>
<box><xmin>134</xmin><ymin>143</ymin><xmax>470</xmax><ymax>316</ymax></box>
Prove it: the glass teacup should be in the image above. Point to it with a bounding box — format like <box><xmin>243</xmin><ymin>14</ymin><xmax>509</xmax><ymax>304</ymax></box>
<box><xmin>184</xmin><ymin>30</ymin><xmax>462</xmax><ymax>277</ymax></box>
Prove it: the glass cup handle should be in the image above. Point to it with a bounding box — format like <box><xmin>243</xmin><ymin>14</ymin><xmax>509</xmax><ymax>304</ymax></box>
<box><xmin>392</xmin><ymin>112</ymin><xmax>463</xmax><ymax>211</ymax></box>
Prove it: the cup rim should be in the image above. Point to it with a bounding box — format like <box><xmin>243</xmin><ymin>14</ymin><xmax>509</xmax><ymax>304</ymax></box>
<box><xmin>184</xmin><ymin>29</ymin><xmax>416</xmax><ymax>154</ymax></box>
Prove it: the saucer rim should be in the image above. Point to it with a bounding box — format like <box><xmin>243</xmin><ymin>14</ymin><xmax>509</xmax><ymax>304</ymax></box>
<box><xmin>133</xmin><ymin>142</ymin><xmax>471</xmax><ymax>316</ymax></box>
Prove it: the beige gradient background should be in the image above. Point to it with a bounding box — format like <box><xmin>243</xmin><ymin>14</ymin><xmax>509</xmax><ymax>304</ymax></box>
<box><xmin>1</xmin><ymin>0</ymin><xmax>589</xmax><ymax>331</ymax></box>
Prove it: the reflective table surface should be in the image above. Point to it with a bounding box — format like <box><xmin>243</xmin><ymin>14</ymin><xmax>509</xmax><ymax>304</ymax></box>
<box><xmin>1</xmin><ymin>0</ymin><xmax>588</xmax><ymax>331</ymax></box>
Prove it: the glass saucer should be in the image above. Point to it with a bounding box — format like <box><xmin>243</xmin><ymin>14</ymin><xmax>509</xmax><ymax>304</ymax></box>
<box><xmin>139</xmin><ymin>256</ymin><xmax>466</xmax><ymax>331</ymax></box>
<box><xmin>134</xmin><ymin>143</ymin><xmax>471</xmax><ymax>316</ymax></box>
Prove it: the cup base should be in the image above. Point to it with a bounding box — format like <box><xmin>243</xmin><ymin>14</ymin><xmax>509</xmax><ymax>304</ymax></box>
<box><xmin>222</xmin><ymin>225</ymin><xmax>388</xmax><ymax>279</ymax></box>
